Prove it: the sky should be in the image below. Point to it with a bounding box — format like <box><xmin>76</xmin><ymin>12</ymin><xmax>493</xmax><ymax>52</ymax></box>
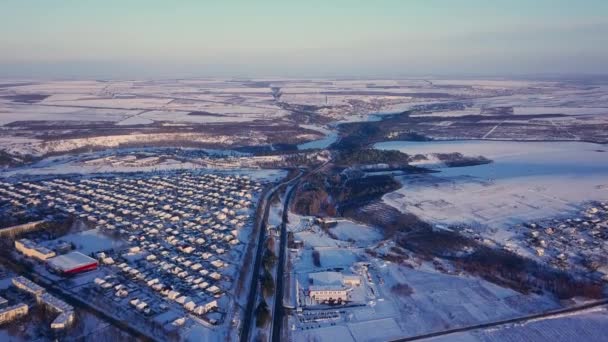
<box><xmin>1</xmin><ymin>0</ymin><xmax>607</xmax><ymax>78</ymax></box>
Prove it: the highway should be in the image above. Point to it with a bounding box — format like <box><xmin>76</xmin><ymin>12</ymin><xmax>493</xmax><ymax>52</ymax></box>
<box><xmin>240</xmin><ymin>161</ymin><xmax>326</xmax><ymax>342</ymax></box>
<box><xmin>270</xmin><ymin>182</ymin><xmax>299</xmax><ymax>342</ymax></box>
<box><xmin>239</xmin><ymin>170</ymin><xmax>302</xmax><ymax>342</ymax></box>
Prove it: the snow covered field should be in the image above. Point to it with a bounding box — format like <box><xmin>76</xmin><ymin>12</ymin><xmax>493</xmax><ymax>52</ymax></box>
<box><xmin>0</xmin><ymin>77</ymin><xmax>582</xmax><ymax>128</ymax></box>
<box><xmin>428</xmin><ymin>307</ymin><xmax>608</xmax><ymax>342</ymax></box>
<box><xmin>1</xmin><ymin>77</ymin><xmax>607</xmax><ymax>161</ymax></box>
<box><xmin>291</xmin><ymin>244</ymin><xmax>560</xmax><ymax>342</ymax></box>
<box><xmin>2</xmin><ymin>132</ymin><xmax>255</xmax><ymax>157</ymax></box>
<box><xmin>376</xmin><ymin>140</ymin><xmax>608</xmax><ymax>232</ymax></box>
<box><xmin>330</xmin><ymin>221</ymin><xmax>383</xmax><ymax>246</ymax></box>
<box><xmin>46</xmin><ymin>228</ymin><xmax>125</xmax><ymax>255</ymax></box>
<box><xmin>0</xmin><ymin>79</ymin><xmax>287</xmax><ymax>127</ymax></box>
<box><xmin>286</xmin><ymin>207</ymin><xmax>563</xmax><ymax>342</ymax></box>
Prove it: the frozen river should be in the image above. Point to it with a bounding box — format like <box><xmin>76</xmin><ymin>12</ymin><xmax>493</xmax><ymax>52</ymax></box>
<box><xmin>297</xmin><ymin>125</ymin><xmax>338</xmax><ymax>150</ymax></box>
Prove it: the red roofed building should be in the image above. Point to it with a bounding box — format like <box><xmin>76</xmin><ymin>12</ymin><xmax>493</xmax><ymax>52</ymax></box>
<box><xmin>47</xmin><ymin>252</ymin><xmax>98</xmax><ymax>275</ymax></box>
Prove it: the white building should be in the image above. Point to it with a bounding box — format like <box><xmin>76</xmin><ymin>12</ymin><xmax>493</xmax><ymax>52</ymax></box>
<box><xmin>307</xmin><ymin>271</ymin><xmax>361</xmax><ymax>304</ymax></box>
<box><xmin>0</xmin><ymin>303</ymin><xmax>29</xmax><ymax>324</ymax></box>
<box><xmin>309</xmin><ymin>286</ymin><xmax>349</xmax><ymax>303</ymax></box>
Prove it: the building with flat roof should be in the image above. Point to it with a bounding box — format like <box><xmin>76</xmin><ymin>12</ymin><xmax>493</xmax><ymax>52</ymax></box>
<box><xmin>307</xmin><ymin>271</ymin><xmax>361</xmax><ymax>304</ymax></box>
<box><xmin>309</xmin><ymin>285</ymin><xmax>349</xmax><ymax>303</ymax></box>
<box><xmin>15</xmin><ymin>238</ymin><xmax>56</xmax><ymax>261</ymax></box>
<box><xmin>0</xmin><ymin>303</ymin><xmax>29</xmax><ymax>325</ymax></box>
<box><xmin>12</xmin><ymin>276</ymin><xmax>45</xmax><ymax>296</ymax></box>
<box><xmin>47</xmin><ymin>252</ymin><xmax>98</xmax><ymax>275</ymax></box>
<box><xmin>12</xmin><ymin>277</ymin><xmax>74</xmax><ymax>329</ymax></box>
<box><xmin>39</xmin><ymin>293</ymin><xmax>74</xmax><ymax>330</ymax></box>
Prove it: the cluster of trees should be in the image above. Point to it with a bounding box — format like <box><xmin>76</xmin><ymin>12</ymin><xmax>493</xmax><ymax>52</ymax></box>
<box><xmin>391</xmin><ymin>283</ymin><xmax>414</xmax><ymax>297</ymax></box>
<box><xmin>332</xmin><ymin>121</ymin><xmax>383</xmax><ymax>149</ymax></box>
<box><xmin>410</xmin><ymin>101</ymin><xmax>471</xmax><ymax>112</ymax></box>
<box><xmin>343</xmin><ymin>201</ymin><xmax>429</xmax><ymax>239</ymax></box>
<box><xmin>255</xmin><ymin>299</ymin><xmax>271</xmax><ymax>328</ymax></box>
<box><xmin>291</xmin><ymin>178</ymin><xmax>335</xmax><ymax>217</ymax></box>
<box><xmin>434</xmin><ymin>152</ymin><xmax>492</xmax><ymax>167</ymax></box>
<box><xmin>334</xmin><ymin>175</ymin><xmax>401</xmax><ymax>205</ymax></box>
<box><xmin>292</xmin><ymin>169</ymin><xmax>401</xmax><ymax>219</ymax></box>
<box><xmin>261</xmin><ymin>237</ymin><xmax>277</xmax><ymax>299</ymax></box>
<box><xmin>399</xmin><ymin>229</ymin><xmax>604</xmax><ymax>300</ymax></box>
<box><xmin>333</xmin><ymin>148</ymin><xmax>410</xmax><ymax>167</ymax></box>
<box><xmin>0</xmin><ymin>150</ymin><xmax>33</xmax><ymax>168</ymax></box>
<box><xmin>262</xmin><ymin>240</ymin><xmax>277</xmax><ymax>274</ymax></box>
<box><xmin>453</xmin><ymin>247</ymin><xmax>604</xmax><ymax>300</ymax></box>
<box><xmin>312</xmin><ymin>250</ymin><xmax>321</xmax><ymax>267</ymax></box>
<box><xmin>261</xmin><ymin>269</ymin><xmax>275</xmax><ymax>299</ymax></box>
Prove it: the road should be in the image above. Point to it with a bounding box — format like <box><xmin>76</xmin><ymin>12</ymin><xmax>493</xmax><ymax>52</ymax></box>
<box><xmin>240</xmin><ymin>161</ymin><xmax>326</xmax><ymax>342</ymax></box>
<box><xmin>390</xmin><ymin>299</ymin><xmax>608</xmax><ymax>342</ymax></box>
<box><xmin>270</xmin><ymin>182</ymin><xmax>299</xmax><ymax>342</ymax></box>
<box><xmin>239</xmin><ymin>170</ymin><xmax>302</xmax><ymax>342</ymax></box>
<box><xmin>270</xmin><ymin>161</ymin><xmax>327</xmax><ymax>342</ymax></box>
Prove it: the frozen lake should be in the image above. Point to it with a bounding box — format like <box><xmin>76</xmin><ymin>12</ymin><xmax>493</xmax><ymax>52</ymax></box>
<box><xmin>48</xmin><ymin>228</ymin><xmax>125</xmax><ymax>254</ymax></box>
<box><xmin>375</xmin><ymin>140</ymin><xmax>608</xmax><ymax>180</ymax></box>
<box><xmin>374</xmin><ymin>140</ymin><xmax>608</xmax><ymax>232</ymax></box>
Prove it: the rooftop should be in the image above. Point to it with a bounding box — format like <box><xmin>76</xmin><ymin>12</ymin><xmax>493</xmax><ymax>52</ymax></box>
<box><xmin>47</xmin><ymin>252</ymin><xmax>98</xmax><ymax>272</ymax></box>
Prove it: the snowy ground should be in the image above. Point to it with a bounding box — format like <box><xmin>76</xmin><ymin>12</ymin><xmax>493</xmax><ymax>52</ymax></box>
<box><xmin>376</xmin><ymin>140</ymin><xmax>608</xmax><ymax>232</ymax></box>
<box><xmin>45</xmin><ymin>228</ymin><xmax>125</xmax><ymax>255</ymax></box>
<box><xmin>427</xmin><ymin>307</ymin><xmax>608</xmax><ymax>342</ymax></box>
<box><xmin>329</xmin><ymin>220</ymin><xmax>383</xmax><ymax>247</ymax></box>
<box><xmin>0</xmin><ymin>79</ymin><xmax>288</xmax><ymax>126</ymax></box>
<box><xmin>287</xmin><ymin>210</ymin><xmax>560</xmax><ymax>341</ymax></box>
<box><xmin>0</xmin><ymin>147</ymin><xmax>287</xmax><ymax>183</ymax></box>
<box><xmin>2</xmin><ymin>77</ymin><xmax>608</xmax><ymax>159</ymax></box>
<box><xmin>291</xmin><ymin>247</ymin><xmax>560</xmax><ymax>342</ymax></box>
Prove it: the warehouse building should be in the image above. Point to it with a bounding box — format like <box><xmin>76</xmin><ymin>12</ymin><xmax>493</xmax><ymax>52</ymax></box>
<box><xmin>47</xmin><ymin>252</ymin><xmax>98</xmax><ymax>275</ymax></box>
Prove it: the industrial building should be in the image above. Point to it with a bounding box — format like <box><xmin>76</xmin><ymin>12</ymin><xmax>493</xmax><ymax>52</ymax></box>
<box><xmin>47</xmin><ymin>252</ymin><xmax>98</xmax><ymax>275</ymax></box>
<box><xmin>15</xmin><ymin>238</ymin><xmax>56</xmax><ymax>261</ymax></box>
<box><xmin>0</xmin><ymin>303</ymin><xmax>29</xmax><ymax>325</ymax></box>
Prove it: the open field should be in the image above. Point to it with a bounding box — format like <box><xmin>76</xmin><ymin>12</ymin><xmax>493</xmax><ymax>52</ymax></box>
<box><xmin>427</xmin><ymin>307</ymin><xmax>608</xmax><ymax>342</ymax></box>
<box><xmin>376</xmin><ymin>140</ymin><xmax>608</xmax><ymax>229</ymax></box>
<box><xmin>2</xmin><ymin>78</ymin><xmax>608</xmax><ymax>165</ymax></box>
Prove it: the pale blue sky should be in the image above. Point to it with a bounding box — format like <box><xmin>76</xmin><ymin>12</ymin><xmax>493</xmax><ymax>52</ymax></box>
<box><xmin>1</xmin><ymin>0</ymin><xmax>607</xmax><ymax>78</ymax></box>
